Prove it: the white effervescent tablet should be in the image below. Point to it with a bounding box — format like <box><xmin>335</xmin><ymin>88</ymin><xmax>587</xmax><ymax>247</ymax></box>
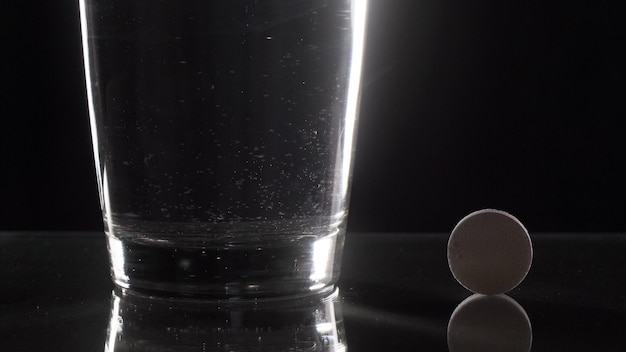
<box><xmin>448</xmin><ymin>209</ymin><xmax>532</xmax><ymax>295</ymax></box>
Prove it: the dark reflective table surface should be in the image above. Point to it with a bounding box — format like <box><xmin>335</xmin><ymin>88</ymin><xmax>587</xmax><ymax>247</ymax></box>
<box><xmin>1</xmin><ymin>232</ymin><xmax>625</xmax><ymax>351</ymax></box>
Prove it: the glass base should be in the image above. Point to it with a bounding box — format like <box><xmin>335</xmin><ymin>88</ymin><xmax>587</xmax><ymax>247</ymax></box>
<box><xmin>106</xmin><ymin>229</ymin><xmax>344</xmax><ymax>298</ymax></box>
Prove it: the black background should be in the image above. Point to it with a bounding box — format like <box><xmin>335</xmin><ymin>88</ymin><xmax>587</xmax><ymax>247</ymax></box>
<box><xmin>2</xmin><ymin>0</ymin><xmax>625</xmax><ymax>233</ymax></box>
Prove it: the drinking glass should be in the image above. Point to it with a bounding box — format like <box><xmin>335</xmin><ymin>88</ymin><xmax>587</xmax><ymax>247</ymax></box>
<box><xmin>79</xmin><ymin>0</ymin><xmax>367</xmax><ymax>297</ymax></box>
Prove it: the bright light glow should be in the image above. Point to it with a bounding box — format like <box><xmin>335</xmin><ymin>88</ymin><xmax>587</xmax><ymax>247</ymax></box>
<box><xmin>315</xmin><ymin>322</ymin><xmax>335</xmax><ymax>333</ymax></box>
<box><xmin>108</xmin><ymin>235</ymin><xmax>130</xmax><ymax>284</ymax></box>
<box><xmin>339</xmin><ymin>0</ymin><xmax>368</xmax><ymax>199</ymax></box>
<box><xmin>309</xmin><ymin>282</ymin><xmax>327</xmax><ymax>291</ymax></box>
<box><xmin>105</xmin><ymin>294</ymin><xmax>121</xmax><ymax>352</ymax></box>
<box><xmin>102</xmin><ymin>167</ymin><xmax>114</xmax><ymax>232</ymax></box>
<box><xmin>79</xmin><ymin>0</ymin><xmax>107</xmax><ymax>216</ymax></box>
<box><xmin>309</xmin><ymin>235</ymin><xmax>336</xmax><ymax>285</ymax></box>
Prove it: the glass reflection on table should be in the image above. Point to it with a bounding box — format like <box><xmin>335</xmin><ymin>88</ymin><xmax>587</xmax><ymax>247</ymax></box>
<box><xmin>447</xmin><ymin>294</ymin><xmax>532</xmax><ymax>352</ymax></box>
<box><xmin>105</xmin><ymin>287</ymin><xmax>346</xmax><ymax>351</ymax></box>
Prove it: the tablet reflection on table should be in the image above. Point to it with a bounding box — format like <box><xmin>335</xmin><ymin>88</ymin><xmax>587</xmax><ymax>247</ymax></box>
<box><xmin>447</xmin><ymin>293</ymin><xmax>532</xmax><ymax>352</ymax></box>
